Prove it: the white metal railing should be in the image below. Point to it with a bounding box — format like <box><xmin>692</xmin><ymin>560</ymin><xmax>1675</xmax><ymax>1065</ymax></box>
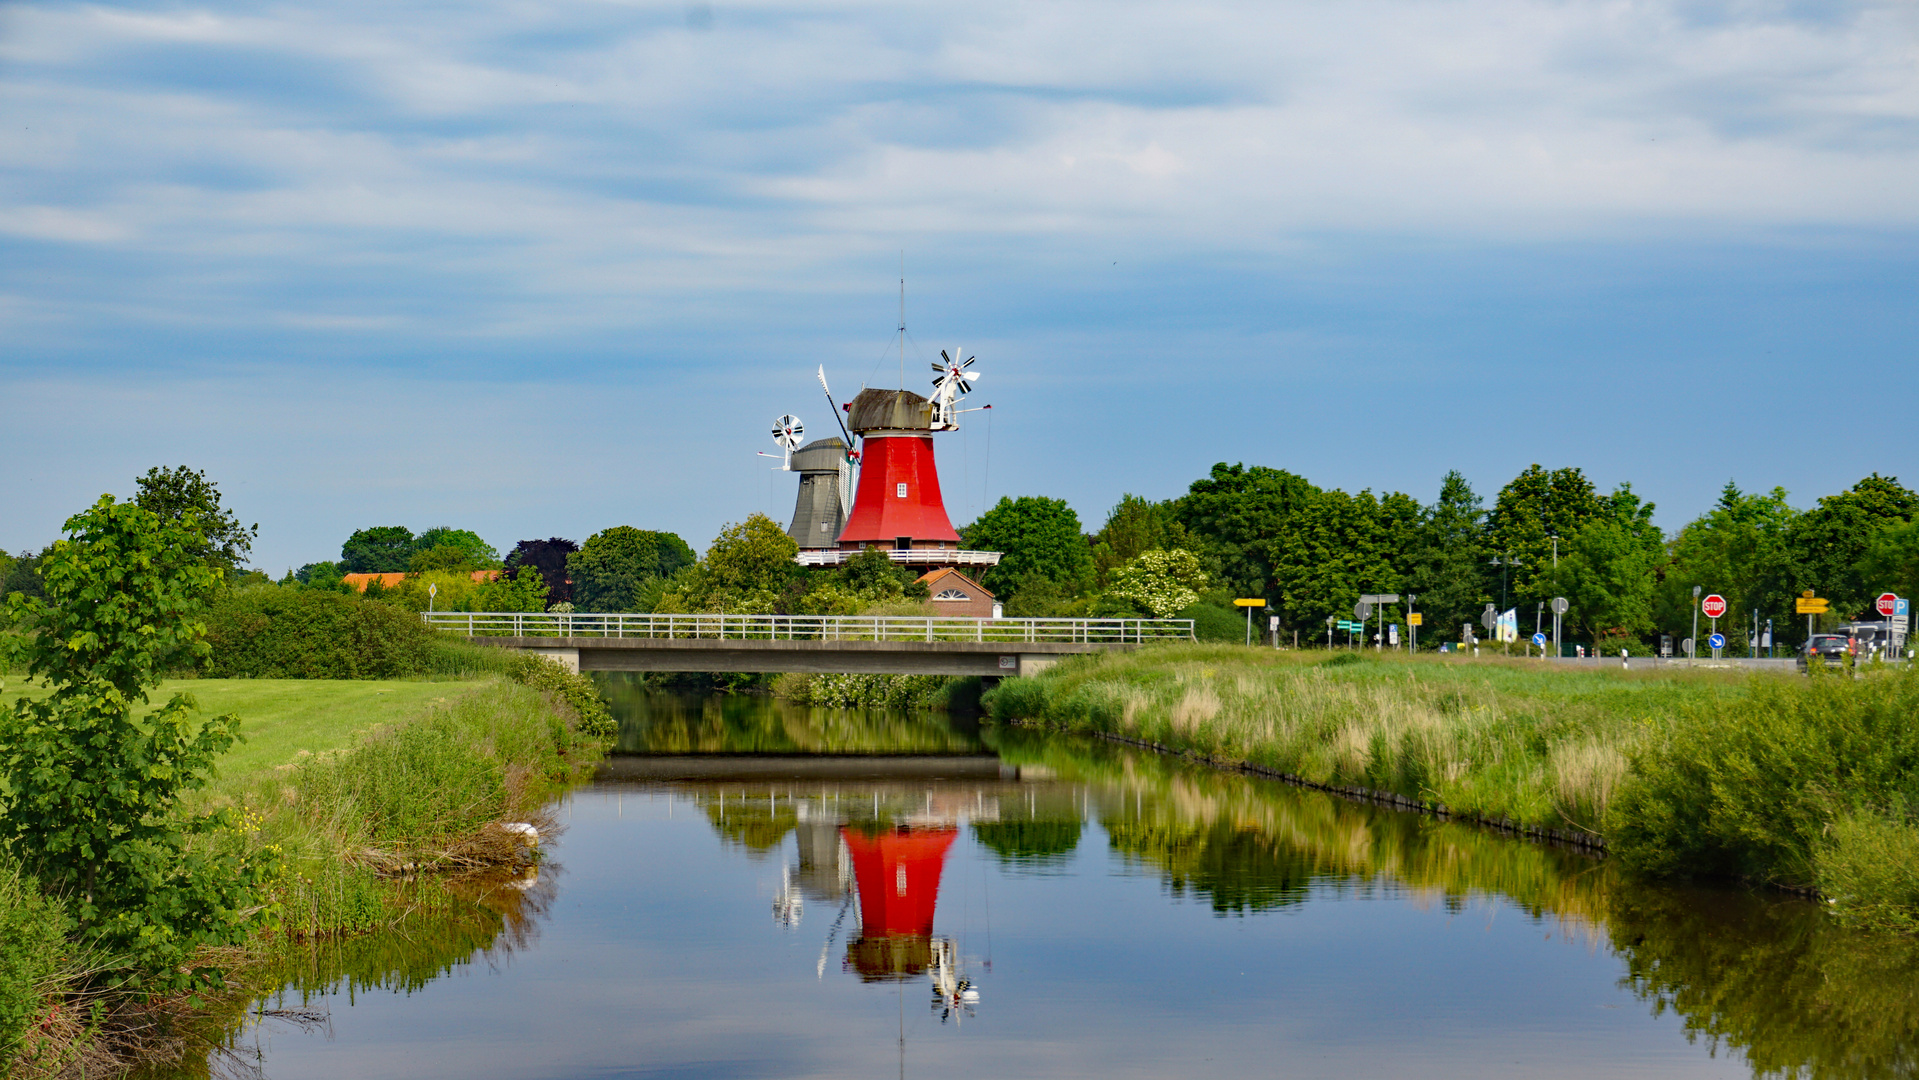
<box><xmin>422</xmin><ymin>611</ymin><xmax>1194</xmax><ymax>645</ymax></box>
<box><xmin>792</xmin><ymin>549</ymin><xmax>1003</xmax><ymax>567</ymax></box>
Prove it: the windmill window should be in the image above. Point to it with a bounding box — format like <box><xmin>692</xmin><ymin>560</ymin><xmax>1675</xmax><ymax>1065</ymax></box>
<box><xmin>896</xmin><ymin>482</ymin><xmax>908</xmax><ymax>498</ymax></box>
<box><xmin>934</xmin><ymin>589</ymin><xmax>971</xmax><ymax>601</ymax></box>
<box><xmin>895</xmin><ymin>537</ymin><xmax>912</xmax><ymax>550</ymax></box>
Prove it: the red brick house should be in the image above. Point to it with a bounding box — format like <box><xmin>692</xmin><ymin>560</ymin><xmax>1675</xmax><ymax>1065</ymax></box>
<box><xmin>917</xmin><ymin>567</ymin><xmax>997</xmax><ymax>618</ymax></box>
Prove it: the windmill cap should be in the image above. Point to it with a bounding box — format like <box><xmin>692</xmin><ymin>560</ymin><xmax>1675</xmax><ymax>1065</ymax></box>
<box><xmin>846</xmin><ymin>388</ymin><xmax>934</xmax><ymax>433</ymax></box>
<box><xmin>791</xmin><ymin>437</ymin><xmax>848</xmax><ymax>472</ymax></box>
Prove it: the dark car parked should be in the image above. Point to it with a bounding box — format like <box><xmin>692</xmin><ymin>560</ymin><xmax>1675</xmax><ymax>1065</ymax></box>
<box><xmin>1798</xmin><ymin>633</ymin><xmax>1854</xmax><ymax>671</ymax></box>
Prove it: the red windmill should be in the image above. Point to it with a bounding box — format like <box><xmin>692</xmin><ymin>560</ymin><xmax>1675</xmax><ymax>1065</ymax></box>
<box><xmin>840</xmin><ymin>824</ymin><xmax>958</xmax><ymax>981</ymax></box>
<box><xmin>836</xmin><ymin>351</ymin><xmax>982</xmax><ymax>554</ymax></box>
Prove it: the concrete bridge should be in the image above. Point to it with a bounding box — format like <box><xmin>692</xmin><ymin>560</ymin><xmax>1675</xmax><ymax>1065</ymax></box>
<box><xmin>422</xmin><ymin>612</ymin><xmax>1195</xmax><ymax>677</ymax></box>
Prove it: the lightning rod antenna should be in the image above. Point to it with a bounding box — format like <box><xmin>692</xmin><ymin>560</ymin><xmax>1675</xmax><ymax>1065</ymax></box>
<box><xmin>898</xmin><ymin>252</ymin><xmax>905</xmax><ymax>390</ymax></box>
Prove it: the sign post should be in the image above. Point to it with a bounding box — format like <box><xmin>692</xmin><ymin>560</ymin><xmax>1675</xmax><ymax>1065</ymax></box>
<box><xmin>1325</xmin><ymin>615</ymin><xmax>1335</xmax><ymax>649</ymax></box>
<box><xmin>1690</xmin><ymin>586</ymin><xmax>1702</xmax><ymax>660</ymax></box>
<box><xmin>1551</xmin><ymin>597</ymin><xmax>1567</xmax><ymax>660</ymax></box>
<box><xmin>1234</xmin><ymin>599</ymin><xmax>1267</xmax><ymax>646</ymax></box>
<box><xmin>1701</xmin><ymin>594</ymin><xmax>1727</xmax><ymax>659</ymax></box>
<box><xmin>1359</xmin><ymin>594</ymin><xmax>1400</xmax><ymax>652</ymax></box>
<box><xmin>1796</xmin><ymin>590</ymin><xmax>1828</xmax><ymax>644</ymax></box>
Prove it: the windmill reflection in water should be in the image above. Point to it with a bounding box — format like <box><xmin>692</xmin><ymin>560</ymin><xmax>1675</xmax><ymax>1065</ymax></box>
<box><xmin>769</xmin><ymin>787</ymin><xmax>985</xmax><ymax>1022</ymax></box>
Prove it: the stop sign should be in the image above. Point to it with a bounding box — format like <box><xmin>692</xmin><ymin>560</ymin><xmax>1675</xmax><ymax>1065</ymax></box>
<box><xmin>1877</xmin><ymin>592</ymin><xmax>1899</xmax><ymax>617</ymax></box>
<box><xmin>1701</xmin><ymin>594</ymin><xmax>1728</xmax><ymax>619</ymax></box>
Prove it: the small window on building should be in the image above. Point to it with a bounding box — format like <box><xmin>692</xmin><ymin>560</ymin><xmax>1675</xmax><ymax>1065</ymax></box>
<box><xmin>895</xmin><ymin>536</ymin><xmax>912</xmax><ymax>550</ymax></box>
<box><xmin>819</xmin><ymin>521</ymin><xmax>830</xmax><ymax>532</ymax></box>
<box><xmin>934</xmin><ymin>589</ymin><xmax>970</xmax><ymax>601</ymax></box>
<box><xmin>896</xmin><ymin>482</ymin><xmax>908</xmax><ymax>498</ymax></box>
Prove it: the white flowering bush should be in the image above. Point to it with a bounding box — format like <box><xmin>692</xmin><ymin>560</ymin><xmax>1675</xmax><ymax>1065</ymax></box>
<box><xmin>1105</xmin><ymin>549</ymin><xmax>1209</xmax><ymax>618</ymax></box>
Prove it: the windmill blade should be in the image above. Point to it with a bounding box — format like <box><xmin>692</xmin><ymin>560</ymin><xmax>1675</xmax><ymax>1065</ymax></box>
<box><xmin>818</xmin><ymin>365</ymin><xmax>855</xmax><ymax>447</ymax></box>
<box><xmin>961</xmin><ymin>355</ymin><xmax>976</xmax><ymax>367</ymax></box>
<box><xmin>771</xmin><ymin>414</ymin><xmax>805</xmax><ymax>450</ymax></box>
<box><xmin>940</xmin><ymin>349</ymin><xmax>953</xmax><ymax>364</ymax></box>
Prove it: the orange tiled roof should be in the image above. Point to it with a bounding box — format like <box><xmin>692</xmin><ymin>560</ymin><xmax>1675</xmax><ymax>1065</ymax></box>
<box><xmin>342</xmin><ymin>570</ymin><xmax>500</xmax><ymax>592</ymax></box>
<box><xmin>915</xmin><ymin>566</ymin><xmax>993</xmax><ymax>598</ymax></box>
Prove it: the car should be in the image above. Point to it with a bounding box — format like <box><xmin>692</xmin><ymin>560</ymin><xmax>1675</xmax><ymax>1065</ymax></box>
<box><xmin>1797</xmin><ymin>633</ymin><xmax>1854</xmax><ymax>671</ymax></box>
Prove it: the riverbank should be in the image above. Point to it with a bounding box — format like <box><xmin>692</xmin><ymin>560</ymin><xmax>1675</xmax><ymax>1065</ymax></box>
<box><xmin>3</xmin><ymin>661</ymin><xmax>612</xmax><ymax>1077</ymax></box>
<box><xmin>981</xmin><ymin>645</ymin><xmax>1919</xmax><ymax>927</ymax></box>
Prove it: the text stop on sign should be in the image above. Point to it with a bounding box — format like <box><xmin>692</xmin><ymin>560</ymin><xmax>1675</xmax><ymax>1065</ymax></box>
<box><xmin>1701</xmin><ymin>594</ymin><xmax>1727</xmax><ymax>619</ymax></box>
<box><xmin>1878</xmin><ymin>593</ymin><xmax>1899</xmax><ymax>617</ymax></box>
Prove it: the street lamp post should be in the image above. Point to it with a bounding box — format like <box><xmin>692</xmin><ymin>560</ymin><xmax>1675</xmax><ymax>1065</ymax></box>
<box><xmin>1690</xmin><ymin>585</ymin><xmax>1701</xmax><ymax>661</ymax></box>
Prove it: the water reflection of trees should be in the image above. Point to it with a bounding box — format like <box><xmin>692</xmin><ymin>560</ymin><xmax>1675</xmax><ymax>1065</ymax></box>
<box><xmin>987</xmin><ymin>728</ymin><xmax>1919</xmax><ymax>1077</ymax></box>
<box><xmin>598</xmin><ymin>682</ymin><xmax>983</xmax><ymax>755</ymax></box>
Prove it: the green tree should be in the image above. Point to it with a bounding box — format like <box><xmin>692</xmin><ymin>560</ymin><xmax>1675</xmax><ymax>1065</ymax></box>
<box><xmin>1486</xmin><ymin>465</ymin><xmax>1605</xmax><ymax>606</ymax></box>
<box><xmin>340</xmin><ymin>526</ymin><xmax>417</xmax><ymax>574</ymax></box>
<box><xmin>1860</xmin><ymin>520</ymin><xmax>1919</xmax><ymax>607</ymax></box>
<box><xmin>1107</xmin><ymin>549</ymin><xmax>1210</xmax><ymax>617</ymax></box>
<box><xmin>1090</xmin><ymin>495</ymin><xmax>1191</xmax><ymax>586</ymax></box>
<box><xmin>0</xmin><ymin>496</ymin><xmax>274</xmax><ymax>983</ymax></box>
<box><xmin>1655</xmin><ymin>482</ymin><xmax>1798</xmax><ymax>652</ymax></box>
<box><xmin>566</xmin><ymin>527</ymin><xmax>697</xmax><ymax>612</ymax></box>
<box><xmin>1552</xmin><ymin>485</ymin><xmax>1663</xmax><ymax>650</ymax></box>
<box><xmin>412</xmin><ymin>527</ymin><xmax>500</xmax><ymax>568</ymax></box>
<box><xmin>1172</xmin><ymin>464</ymin><xmax>1319</xmax><ymax>600</ymax></box>
<box><xmin>504</xmin><ymin>538</ymin><xmax>579</xmax><ymax>606</ymax></box>
<box><xmin>962</xmin><ymin>496</ymin><xmax>1095</xmax><ymax>600</ymax></box>
<box><xmin>133</xmin><ymin>465</ymin><xmax>258</xmax><ymax>576</ymax></box>
<box><xmin>1404</xmin><ymin>471</ymin><xmax>1489</xmax><ymax>648</ymax></box>
<box><xmin>1267</xmin><ymin>488</ymin><xmax>1420</xmax><ymax>634</ymax></box>
<box><xmin>1788</xmin><ymin>474</ymin><xmax>1919</xmax><ymax>620</ymax></box>
<box><xmin>698</xmin><ymin>514</ymin><xmax>800</xmax><ymax>611</ymax></box>
<box><xmin>410</xmin><ymin>544</ymin><xmax>480</xmax><ymax>574</ymax></box>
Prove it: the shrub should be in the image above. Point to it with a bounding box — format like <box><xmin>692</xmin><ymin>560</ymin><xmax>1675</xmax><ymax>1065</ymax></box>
<box><xmin>1815</xmin><ymin>803</ymin><xmax>1919</xmax><ymax>933</ymax></box>
<box><xmin>503</xmin><ymin>654</ymin><xmax>616</xmax><ymax>737</ymax></box>
<box><xmin>204</xmin><ymin>586</ymin><xmax>434</xmax><ymax>678</ymax></box>
<box><xmin>1609</xmin><ymin>666</ymin><xmax>1919</xmax><ymax>893</ymax></box>
<box><xmin>0</xmin><ymin>857</ymin><xmax>69</xmax><ymax>1062</ymax></box>
<box><xmin>774</xmin><ymin>673</ymin><xmax>955</xmax><ymax>710</ymax></box>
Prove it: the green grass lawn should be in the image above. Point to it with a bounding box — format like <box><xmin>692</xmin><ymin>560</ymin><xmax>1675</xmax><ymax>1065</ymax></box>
<box><xmin>1</xmin><ymin>677</ymin><xmax>474</xmax><ymax>795</ymax></box>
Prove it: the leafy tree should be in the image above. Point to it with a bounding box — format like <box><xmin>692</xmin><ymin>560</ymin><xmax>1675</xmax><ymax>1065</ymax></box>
<box><xmin>0</xmin><ymin>496</ymin><xmax>274</xmax><ymax>983</ymax></box>
<box><xmin>1106</xmin><ymin>549</ymin><xmax>1209</xmax><ymax>617</ymax></box>
<box><xmin>1486</xmin><ymin>465</ymin><xmax>1605</xmax><ymax>605</ymax></box>
<box><xmin>1860</xmin><ymin>520</ymin><xmax>1919</xmax><ymax>608</ymax></box>
<box><xmin>1655</xmin><ymin>482</ymin><xmax>1798</xmax><ymax>651</ymax></box>
<box><xmin>410</xmin><ymin>544</ymin><xmax>480</xmax><ymax>574</ymax></box>
<box><xmin>1267</xmin><ymin>488</ymin><xmax>1420</xmax><ymax>633</ymax></box>
<box><xmin>1172</xmin><ymin>464</ymin><xmax>1319</xmax><ymax>600</ymax></box>
<box><xmin>2</xmin><ymin>549</ymin><xmax>45</xmax><ymax>604</ymax></box>
<box><xmin>292</xmin><ymin>560</ymin><xmax>350</xmax><ymax>592</ymax></box>
<box><xmin>412</xmin><ymin>527</ymin><xmax>500</xmax><ymax>568</ymax></box>
<box><xmin>505</xmin><ymin>538</ymin><xmax>580</xmax><ymax>605</ymax></box>
<box><xmin>1090</xmin><ymin>495</ymin><xmax>1191</xmax><ymax>587</ymax></box>
<box><xmin>700</xmin><ymin>514</ymin><xmax>800</xmax><ymax>609</ymax></box>
<box><xmin>569</xmin><ymin>527</ymin><xmax>698</xmax><ymax>611</ymax></box>
<box><xmin>341</xmin><ymin>526</ymin><xmax>416</xmax><ymax>574</ymax></box>
<box><xmin>133</xmin><ymin>465</ymin><xmax>258</xmax><ymax>575</ymax></box>
<box><xmin>1552</xmin><ymin>485</ymin><xmax>1663</xmax><ymax>649</ymax></box>
<box><xmin>962</xmin><ymin>496</ymin><xmax>1095</xmax><ymax>599</ymax></box>
<box><xmin>1788</xmin><ymin>474</ymin><xmax>1918</xmax><ymax>619</ymax></box>
<box><xmin>1404</xmin><ymin>471</ymin><xmax>1489</xmax><ymax>648</ymax></box>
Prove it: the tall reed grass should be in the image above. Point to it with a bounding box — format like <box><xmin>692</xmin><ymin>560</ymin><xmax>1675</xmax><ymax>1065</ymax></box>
<box><xmin>984</xmin><ymin>645</ymin><xmax>1740</xmax><ymax>837</ymax></box>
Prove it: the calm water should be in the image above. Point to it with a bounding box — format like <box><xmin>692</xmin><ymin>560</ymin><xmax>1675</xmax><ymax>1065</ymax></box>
<box><xmin>205</xmin><ymin>686</ymin><xmax>1919</xmax><ymax>1079</ymax></box>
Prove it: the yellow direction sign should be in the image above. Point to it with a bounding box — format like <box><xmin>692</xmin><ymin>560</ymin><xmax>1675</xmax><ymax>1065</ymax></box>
<box><xmin>1407</xmin><ymin>613</ymin><xmax>1423</xmax><ymax>626</ymax></box>
<box><xmin>1796</xmin><ymin>598</ymin><xmax>1828</xmax><ymax>614</ymax></box>
<box><xmin>1801</xmin><ymin>590</ymin><xmax>1816</xmax><ymax>599</ymax></box>
<box><xmin>1233</xmin><ymin>598</ymin><xmax>1268</xmax><ymax>608</ymax></box>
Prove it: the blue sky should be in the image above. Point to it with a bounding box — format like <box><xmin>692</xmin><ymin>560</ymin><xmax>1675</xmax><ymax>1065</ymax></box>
<box><xmin>3</xmin><ymin>0</ymin><xmax>1916</xmax><ymax>572</ymax></box>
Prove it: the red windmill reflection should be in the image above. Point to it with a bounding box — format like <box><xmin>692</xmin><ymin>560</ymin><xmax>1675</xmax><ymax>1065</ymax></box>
<box><xmin>840</xmin><ymin>825</ymin><xmax>957</xmax><ymax>982</ymax></box>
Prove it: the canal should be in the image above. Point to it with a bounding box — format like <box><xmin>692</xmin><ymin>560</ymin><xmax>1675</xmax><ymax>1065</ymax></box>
<box><xmin>207</xmin><ymin>686</ymin><xmax>1919</xmax><ymax>1078</ymax></box>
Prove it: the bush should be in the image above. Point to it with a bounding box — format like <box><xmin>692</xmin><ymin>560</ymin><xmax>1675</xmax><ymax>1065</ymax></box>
<box><xmin>1609</xmin><ymin>665</ymin><xmax>1919</xmax><ymax>894</ymax></box>
<box><xmin>773</xmin><ymin>673</ymin><xmax>955</xmax><ymax>710</ymax></box>
<box><xmin>204</xmin><ymin>586</ymin><xmax>434</xmax><ymax>678</ymax></box>
<box><xmin>0</xmin><ymin>857</ymin><xmax>69</xmax><ymax>1062</ymax></box>
<box><xmin>503</xmin><ymin>654</ymin><xmax>616</xmax><ymax>737</ymax></box>
<box><xmin>1815</xmin><ymin>803</ymin><xmax>1919</xmax><ymax>933</ymax></box>
<box><xmin>1179</xmin><ymin>601</ymin><xmax>1247</xmax><ymax>643</ymax></box>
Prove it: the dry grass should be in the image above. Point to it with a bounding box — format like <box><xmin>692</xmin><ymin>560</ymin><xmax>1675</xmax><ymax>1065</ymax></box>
<box><xmin>987</xmin><ymin>645</ymin><xmax>1759</xmax><ymax>838</ymax></box>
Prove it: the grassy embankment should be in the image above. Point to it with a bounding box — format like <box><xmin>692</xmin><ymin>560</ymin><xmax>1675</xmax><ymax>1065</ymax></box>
<box><xmin>2</xmin><ymin>660</ymin><xmax>612</xmax><ymax>1076</ymax></box>
<box><xmin>983</xmin><ymin>645</ymin><xmax>1919</xmax><ymax>929</ymax></box>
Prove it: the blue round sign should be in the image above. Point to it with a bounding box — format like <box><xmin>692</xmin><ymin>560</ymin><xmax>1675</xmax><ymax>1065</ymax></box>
<box><xmin>1531</xmin><ymin>632</ymin><xmax>1546</xmax><ymax>647</ymax></box>
<box><xmin>1708</xmin><ymin>633</ymin><xmax>1726</xmax><ymax>650</ymax></box>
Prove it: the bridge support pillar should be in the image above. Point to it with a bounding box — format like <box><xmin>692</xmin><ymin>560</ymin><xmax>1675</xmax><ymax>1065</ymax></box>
<box><xmin>1017</xmin><ymin>654</ymin><xmax>1060</xmax><ymax>677</ymax></box>
<box><xmin>524</xmin><ymin>647</ymin><xmax>580</xmax><ymax>674</ymax></box>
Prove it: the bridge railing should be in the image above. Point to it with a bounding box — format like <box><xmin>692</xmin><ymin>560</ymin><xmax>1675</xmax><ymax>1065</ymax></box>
<box><xmin>421</xmin><ymin>611</ymin><xmax>1195</xmax><ymax>645</ymax></box>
